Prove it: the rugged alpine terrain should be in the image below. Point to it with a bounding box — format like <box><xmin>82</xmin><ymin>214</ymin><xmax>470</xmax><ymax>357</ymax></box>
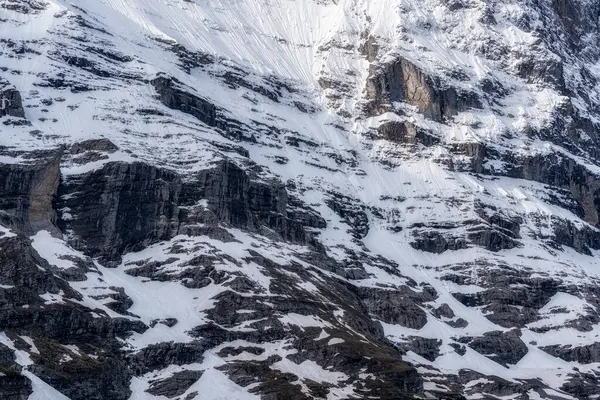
<box><xmin>2</xmin><ymin>0</ymin><xmax>600</xmax><ymax>399</ymax></box>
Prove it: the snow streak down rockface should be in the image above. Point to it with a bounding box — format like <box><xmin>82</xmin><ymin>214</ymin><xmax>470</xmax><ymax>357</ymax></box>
<box><xmin>2</xmin><ymin>0</ymin><xmax>600</xmax><ymax>399</ymax></box>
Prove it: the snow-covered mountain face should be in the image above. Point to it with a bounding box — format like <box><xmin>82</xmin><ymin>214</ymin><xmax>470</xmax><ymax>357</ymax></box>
<box><xmin>2</xmin><ymin>0</ymin><xmax>600</xmax><ymax>399</ymax></box>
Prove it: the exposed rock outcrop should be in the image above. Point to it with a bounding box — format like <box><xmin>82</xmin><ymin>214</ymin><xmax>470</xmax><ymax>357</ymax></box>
<box><xmin>151</xmin><ymin>75</ymin><xmax>220</xmax><ymax>129</ymax></box>
<box><xmin>541</xmin><ymin>342</ymin><xmax>600</xmax><ymax>364</ymax></box>
<box><xmin>410</xmin><ymin>230</ymin><xmax>468</xmax><ymax>254</ymax></box>
<box><xmin>561</xmin><ymin>370</ymin><xmax>600</xmax><ymax>399</ymax></box>
<box><xmin>365</xmin><ymin>57</ymin><xmax>480</xmax><ymax>121</ymax></box>
<box><xmin>376</xmin><ymin>120</ymin><xmax>440</xmax><ymax>146</ymax></box>
<box><xmin>505</xmin><ymin>152</ymin><xmax>600</xmax><ymax>226</ymax></box>
<box><xmin>146</xmin><ymin>370</ymin><xmax>203</xmax><ymax>398</ymax></box>
<box><xmin>0</xmin><ymin>235</ymin><xmax>146</xmax><ymax>400</ymax></box>
<box><xmin>58</xmin><ymin>157</ymin><xmax>325</xmax><ymax>262</ymax></box>
<box><xmin>355</xmin><ymin>286</ymin><xmax>434</xmax><ymax>329</ymax></box>
<box><xmin>29</xmin><ymin>356</ymin><xmax>132</xmax><ymax>400</ymax></box>
<box><xmin>450</xmin><ymin>269</ymin><xmax>561</xmax><ymax>328</ymax></box>
<box><xmin>0</xmin><ymin>151</ymin><xmax>61</xmax><ymax>235</ymax></box>
<box><xmin>0</xmin><ymin>372</ymin><xmax>32</xmax><ymax>400</ymax></box>
<box><xmin>0</xmin><ymin>79</ymin><xmax>25</xmax><ymax>119</ymax></box>
<box><xmin>58</xmin><ymin>162</ymin><xmax>182</xmax><ymax>260</ymax></box>
<box><xmin>0</xmin><ymin>343</ymin><xmax>32</xmax><ymax>400</ymax></box>
<box><xmin>182</xmin><ymin>160</ymin><xmax>326</xmax><ymax>245</ymax></box>
<box><xmin>324</xmin><ymin>192</ymin><xmax>369</xmax><ymax>240</ymax></box>
<box><xmin>466</xmin><ymin>330</ymin><xmax>528</xmax><ymax>367</ymax></box>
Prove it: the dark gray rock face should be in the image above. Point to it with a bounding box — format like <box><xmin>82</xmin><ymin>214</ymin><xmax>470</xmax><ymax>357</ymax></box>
<box><xmin>448</xmin><ymin>370</ymin><xmax>551</xmax><ymax>399</ymax></box>
<box><xmin>409</xmin><ymin>206</ymin><xmax>521</xmax><ymax>254</ymax></box>
<box><xmin>452</xmin><ymin>144</ymin><xmax>600</xmax><ymax>253</ymax></box>
<box><xmin>67</xmin><ymin>138</ymin><xmax>119</xmax><ymax>165</ymax></box>
<box><xmin>365</xmin><ymin>57</ymin><xmax>481</xmax><ymax>121</ymax></box>
<box><xmin>0</xmin><ymin>151</ymin><xmax>61</xmax><ymax>235</ymax></box>
<box><xmin>58</xmin><ymin>162</ymin><xmax>182</xmax><ymax>260</ymax></box>
<box><xmin>29</xmin><ymin>357</ymin><xmax>132</xmax><ymax>400</ymax></box>
<box><xmin>129</xmin><ymin>342</ymin><xmax>207</xmax><ymax>375</ymax></box>
<box><xmin>324</xmin><ymin>192</ymin><xmax>369</xmax><ymax>240</ymax></box>
<box><xmin>0</xmin><ymin>373</ymin><xmax>32</xmax><ymax>400</ymax></box>
<box><xmin>234</xmin><ymin>336</ymin><xmax>423</xmax><ymax>400</ymax></box>
<box><xmin>561</xmin><ymin>371</ymin><xmax>600</xmax><ymax>399</ymax></box>
<box><xmin>547</xmin><ymin>0</ymin><xmax>600</xmax><ymax>52</ymax></box>
<box><xmin>0</xmin><ymin>237</ymin><xmax>147</xmax><ymax>340</ymax></box>
<box><xmin>449</xmin><ymin>268</ymin><xmax>560</xmax><ymax>328</ymax></box>
<box><xmin>0</xmin><ymin>343</ymin><xmax>32</xmax><ymax>400</ymax></box>
<box><xmin>439</xmin><ymin>142</ymin><xmax>600</xmax><ymax>256</ymax></box>
<box><xmin>550</xmin><ymin>218</ymin><xmax>600</xmax><ymax>256</ymax></box>
<box><xmin>466</xmin><ymin>331</ymin><xmax>528</xmax><ymax>367</ymax></box>
<box><xmin>0</xmin><ymin>79</ymin><xmax>25</xmax><ymax>119</ymax></box>
<box><xmin>125</xmin><ymin>255</ymin><xmax>225</xmax><ymax>289</ymax></box>
<box><xmin>0</xmin><ymin>235</ymin><xmax>146</xmax><ymax>400</ymax></box>
<box><xmin>447</xmin><ymin>142</ymin><xmax>487</xmax><ymax>173</ymax></box>
<box><xmin>504</xmin><ymin>152</ymin><xmax>600</xmax><ymax>227</ymax></box>
<box><xmin>183</xmin><ymin>252</ymin><xmax>426</xmax><ymax>399</ymax></box>
<box><xmin>402</xmin><ymin>337</ymin><xmax>442</xmax><ymax>362</ymax></box>
<box><xmin>146</xmin><ymin>370</ymin><xmax>203</xmax><ymax>398</ymax></box>
<box><xmin>151</xmin><ymin>75</ymin><xmax>220</xmax><ymax>129</ymax></box>
<box><xmin>515</xmin><ymin>55</ymin><xmax>565</xmax><ymax>90</ymax></box>
<box><xmin>0</xmin><ymin>152</ymin><xmax>152</xmax><ymax>400</ymax></box>
<box><xmin>467</xmin><ymin>226</ymin><xmax>520</xmax><ymax>252</ymax></box>
<box><xmin>0</xmin><ymin>343</ymin><xmax>16</xmax><ymax>366</ymax></box>
<box><xmin>355</xmin><ymin>286</ymin><xmax>432</xmax><ymax>329</ymax></box>
<box><xmin>410</xmin><ymin>230</ymin><xmax>468</xmax><ymax>254</ymax></box>
<box><xmin>474</xmin><ymin>205</ymin><xmax>521</xmax><ymax>241</ymax></box>
<box><xmin>182</xmin><ymin>160</ymin><xmax>326</xmax><ymax>245</ymax></box>
<box><xmin>58</xmin><ymin>158</ymin><xmax>325</xmax><ymax>262</ymax></box>
<box><xmin>0</xmin><ymin>236</ymin><xmax>79</xmax><ymax>306</ymax></box>
<box><xmin>433</xmin><ymin>303</ymin><xmax>455</xmax><ymax>319</ymax></box>
<box><xmin>376</xmin><ymin>121</ymin><xmax>440</xmax><ymax>146</ymax></box>
<box><xmin>1</xmin><ymin>0</ymin><xmax>47</xmax><ymax>14</ymax></box>
<box><xmin>410</xmin><ymin>226</ymin><xmax>518</xmax><ymax>254</ymax></box>
<box><xmin>541</xmin><ymin>342</ymin><xmax>600</xmax><ymax>364</ymax></box>
<box><xmin>69</xmin><ymin>139</ymin><xmax>118</xmax><ymax>154</ymax></box>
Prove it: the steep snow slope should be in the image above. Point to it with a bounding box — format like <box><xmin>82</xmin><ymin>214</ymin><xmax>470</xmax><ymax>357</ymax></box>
<box><xmin>2</xmin><ymin>0</ymin><xmax>600</xmax><ymax>399</ymax></box>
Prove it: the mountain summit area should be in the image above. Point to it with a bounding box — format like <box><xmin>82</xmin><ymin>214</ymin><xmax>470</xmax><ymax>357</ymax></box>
<box><xmin>2</xmin><ymin>0</ymin><xmax>600</xmax><ymax>399</ymax></box>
